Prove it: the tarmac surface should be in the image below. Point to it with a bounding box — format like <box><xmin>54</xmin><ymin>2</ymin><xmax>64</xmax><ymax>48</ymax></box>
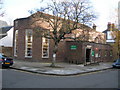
<box><xmin>11</xmin><ymin>60</ymin><xmax>113</xmax><ymax>76</ymax></box>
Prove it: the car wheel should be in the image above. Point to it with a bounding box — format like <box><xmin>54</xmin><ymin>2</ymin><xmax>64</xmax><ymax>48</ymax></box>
<box><xmin>112</xmin><ymin>65</ymin><xmax>116</xmax><ymax>68</ymax></box>
<box><xmin>2</xmin><ymin>65</ymin><xmax>10</xmax><ymax>68</ymax></box>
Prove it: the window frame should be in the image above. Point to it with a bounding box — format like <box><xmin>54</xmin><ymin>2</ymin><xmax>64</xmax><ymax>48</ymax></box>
<box><xmin>14</xmin><ymin>30</ymin><xmax>18</xmax><ymax>57</ymax></box>
<box><xmin>42</xmin><ymin>37</ymin><xmax>49</xmax><ymax>58</ymax></box>
<box><xmin>25</xmin><ymin>29</ymin><xmax>33</xmax><ymax>58</ymax></box>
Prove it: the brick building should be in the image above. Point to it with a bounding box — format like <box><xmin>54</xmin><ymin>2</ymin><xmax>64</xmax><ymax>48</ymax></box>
<box><xmin>66</xmin><ymin>41</ymin><xmax>113</xmax><ymax>65</ymax></box>
<box><xmin>13</xmin><ymin>12</ymin><xmax>113</xmax><ymax>64</ymax></box>
<box><xmin>118</xmin><ymin>1</ymin><xmax>120</xmax><ymax>30</ymax></box>
<box><xmin>103</xmin><ymin>22</ymin><xmax>120</xmax><ymax>60</ymax></box>
<box><xmin>103</xmin><ymin>22</ymin><xmax>116</xmax><ymax>44</ymax></box>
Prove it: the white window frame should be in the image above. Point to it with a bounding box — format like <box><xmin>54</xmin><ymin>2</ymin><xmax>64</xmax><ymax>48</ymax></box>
<box><xmin>14</xmin><ymin>30</ymin><xmax>18</xmax><ymax>57</ymax></box>
<box><xmin>25</xmin><ymin>29</ymin><xmax>33</xmax><ymax>58</ymax></box>
<box><xmin>42</xmin><ymin>37</ymin><xmax>49</xmax><ymax>58</ymax></box>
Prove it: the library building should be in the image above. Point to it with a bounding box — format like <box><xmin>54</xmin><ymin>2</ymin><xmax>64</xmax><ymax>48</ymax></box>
<box><xmin>13</xmin><ymin>12</ymin><xmax>113</xmax><ymax>65</ymax></box>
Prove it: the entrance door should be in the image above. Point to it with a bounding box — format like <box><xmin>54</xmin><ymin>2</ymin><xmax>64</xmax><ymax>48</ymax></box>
<box><xmin>86</xmin><ymin>49</ymin><xmax>91</xmax><ymax>62</ymax></box>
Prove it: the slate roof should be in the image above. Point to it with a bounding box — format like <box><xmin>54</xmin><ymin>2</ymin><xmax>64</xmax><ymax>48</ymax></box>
<box><xmin>0</xmin><ymin>26</ymin><xmax>13</xmax><ymax>39</ymax></box>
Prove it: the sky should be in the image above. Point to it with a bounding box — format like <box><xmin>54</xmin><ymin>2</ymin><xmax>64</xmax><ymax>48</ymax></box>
<box><xmin>0</xmin><ymin>0</ymin><xmax>120</xmax><ymax>31</ymax></box>
<box><xmin>91</xmin><ymin>0</ymin><xmax>119</xmax><ymax>31</ymax></box>
<box><xmin>0</xmin><ymin>0</ymin><xmax>120</xmax><ymax>46</ymax></box>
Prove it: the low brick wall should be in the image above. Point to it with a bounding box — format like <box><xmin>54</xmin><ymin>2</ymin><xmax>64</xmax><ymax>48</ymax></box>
<box><xmin>0</xmin><ymin>46</ymin><xmax>13</xmax><ymax>57</ymax></box>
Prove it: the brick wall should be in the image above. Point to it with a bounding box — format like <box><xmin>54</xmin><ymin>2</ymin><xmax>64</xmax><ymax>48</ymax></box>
<box><xmin>66</xmin><ymin>41</ymin><xmax>113</xmax><ymax>64</ymax></box>
<box><xmin>0</xmin><ymin>46</ymin><xmax>13</xmax><ymax>57</ymax></box>
<box><xmin>13</xmin><ymin>13</ymin><xmax>114</xmax><ymax>64</ymax></box>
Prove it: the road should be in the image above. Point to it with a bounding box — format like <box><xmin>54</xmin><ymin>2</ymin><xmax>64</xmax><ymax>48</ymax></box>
<box><xmin>2</xmin><ymin>68</ymin><xmax>119</xmax><ymax>88</ymax></box>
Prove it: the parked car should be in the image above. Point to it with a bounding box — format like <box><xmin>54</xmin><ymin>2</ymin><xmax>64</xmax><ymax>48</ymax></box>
<box><xmin>0</xmin><ymin>53</ymin><xmax>13</xmax><ymax>67</ymax></box>
<box><xmin>112</xmin><ymin>59</ymin><xmax>120</xmax><ymax>68</ymax></box>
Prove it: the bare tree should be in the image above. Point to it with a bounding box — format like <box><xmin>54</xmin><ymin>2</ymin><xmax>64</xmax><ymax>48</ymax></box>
<box><xmin>30</xmin><ymin>0</ymin><xmax>96</xmax><ymax>67</ymax></box>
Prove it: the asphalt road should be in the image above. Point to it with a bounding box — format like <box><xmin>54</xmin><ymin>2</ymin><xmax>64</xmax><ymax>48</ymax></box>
<box><xmin>2</xmin><ymin>68</ymin><xmax>119</xmax><ymax>88</ymax></box>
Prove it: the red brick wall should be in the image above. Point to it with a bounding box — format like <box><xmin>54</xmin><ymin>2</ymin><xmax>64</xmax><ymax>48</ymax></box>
<box><xmin>13</xmin><ymin>18</ymin><xmax>66</xmax><ymax>62</ymax></box>
<box><xmin>66</xmin><ymin>41</ymin><xmax>114</xmax><ymax>64</ymax></box>
<box><xmin>0</xmin><ymin>46</ymin><xmax>13</xmax><ymax>57</ymax></box>
<box><xmin>13</xmin><ymin>17</ymin><xmax>114</xmax><ymax>64</ymax></box>
<box><xmin>66</xmin><ymin>41</ymin><xmax>83</xmax><ymax>64</ymax></box>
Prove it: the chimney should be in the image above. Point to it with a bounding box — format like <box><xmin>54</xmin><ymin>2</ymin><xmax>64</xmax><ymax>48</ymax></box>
<box><xmin>93</xmin><ymin>24</ymin><xmax>96</xmax><ymax>30</ymax></box>
<box><xmin>107</xmin><ymin>22</ymin><xmax>112</xmax><ymax>30</ymax></box>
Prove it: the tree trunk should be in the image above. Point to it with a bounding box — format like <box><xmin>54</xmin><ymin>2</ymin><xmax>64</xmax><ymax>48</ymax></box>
<box><xmin>50</xmin><ymin>43</ymin><xmax>58</xmax><ymax>67</ymax></box>
<box><xmin>50</xmin><ymin>53</ymin><xmax>56</xmax><ymax>67</ymax></box>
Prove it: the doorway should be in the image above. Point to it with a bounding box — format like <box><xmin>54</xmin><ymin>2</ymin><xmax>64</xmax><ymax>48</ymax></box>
<box><xmin>86</xmin><ymin>48</ymin><xmax>91</xmax><ymax>62</ymax></box>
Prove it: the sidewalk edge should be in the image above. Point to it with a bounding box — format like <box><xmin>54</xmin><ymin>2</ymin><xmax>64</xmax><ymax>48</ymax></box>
<box><xmin>10</xmin><ymin>67</ymin><xmax>113</xmax><ymax>76</ymax></box>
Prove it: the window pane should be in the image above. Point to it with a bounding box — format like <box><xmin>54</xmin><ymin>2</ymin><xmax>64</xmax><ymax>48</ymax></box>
<box><xmin>25</xmin><ymin>29</ymin><xmax>33</xmax><ymax>57</ymax></box>
<box><xmin>42</xmin><ymin>37</ymin><xmax>49</xmax><ymax>58</ymax></box>
<box><xmin>14</xmin><ymin>30</ymin><xmax>18</xmax><ymax>56</ymax></box>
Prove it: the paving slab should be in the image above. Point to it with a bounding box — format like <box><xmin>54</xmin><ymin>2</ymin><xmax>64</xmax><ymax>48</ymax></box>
<box><xmin>11</xmin><ymin>60</ymin><xmax>113</xmax><ymax>76</ymax></box>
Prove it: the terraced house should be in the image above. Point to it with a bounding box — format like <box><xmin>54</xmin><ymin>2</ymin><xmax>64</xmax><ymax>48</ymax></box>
<box><xmin>13</xmin><ymin>12</ymin><xmax>113</xmax><ymax>65</ymax></box>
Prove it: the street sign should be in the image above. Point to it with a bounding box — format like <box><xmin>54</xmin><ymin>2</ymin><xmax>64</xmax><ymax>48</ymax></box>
<box><xmin>92</xmin><ymin>50</ymin><xmax>95</xmax><ymax>56</ymax></box>
<box><xmin>70</xmin><ymin>45</ymin><xmax>77</xmax><ymax>50</ymax></box>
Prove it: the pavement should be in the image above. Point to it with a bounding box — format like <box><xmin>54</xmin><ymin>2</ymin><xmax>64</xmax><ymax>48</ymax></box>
<box><xmin>11</xmin><ymin>60</ymin><xmax>113</xmax><ymax>76</ymax></box>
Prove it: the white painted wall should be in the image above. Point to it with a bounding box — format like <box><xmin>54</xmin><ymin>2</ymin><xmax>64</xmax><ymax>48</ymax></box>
<box><xmin>0</xmin><ymin>28</ymin><xmax>13</xmax><ymax>47</ymax></box>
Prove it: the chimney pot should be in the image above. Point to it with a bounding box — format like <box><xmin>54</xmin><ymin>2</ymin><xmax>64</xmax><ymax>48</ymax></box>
<box><xmin>93</xmin><ymin>24</ymin><xmax>96</xmax><ymax>30</ymax></box>
<box><xmin>107</xmin><ymin>22</ymin><xmax>112</xmax><ymax>30</ymax></box>
<box><xmin>112</xmin><ymin>23</ymin><xmax>115</xmax><ymax>30</ymax></box>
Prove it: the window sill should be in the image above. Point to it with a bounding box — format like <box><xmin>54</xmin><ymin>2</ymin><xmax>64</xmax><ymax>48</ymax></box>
<box><xmin>14</xmin><ymin>55</ymin><xmax>17</xmax><ymax>57</ymax></box>
<box><xmin>42</xmin><ymin>57</ymin><xmax>49</xmax><ymax>59</ymax></box>
<box><xmin>25</xmin><ymin>56</ymin><xmax>32</xmax><ymax>58</ymax></box>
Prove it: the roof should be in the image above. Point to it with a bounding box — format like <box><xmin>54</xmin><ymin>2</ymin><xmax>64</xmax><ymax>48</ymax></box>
<box><xmin>15</xmin><ymin>11</ymin><xmax>92</xmax><ymax>30</ymax></box>
<box><xmin>0</xmin><ymin>26</ymin><xmax>13</xmax><ymax>33</ymax></box>
<box><xmin>0</xmin><ymin>20</ymin><xmax>8</xmax><ymax>27</ymax></box>
<box><xmin>0</xmin><ymin>26</ymin><xmax>13</xmax><ymax>39</ymax></box>
<box><xmin>14</xmin><ymin>17</ymin><xmax>29</xmax><ymax>21</ymax></box>
<box><xmin>102</xmin><ymin>29</ymin><xmax>109</xmax><ymax>33</ymax></box>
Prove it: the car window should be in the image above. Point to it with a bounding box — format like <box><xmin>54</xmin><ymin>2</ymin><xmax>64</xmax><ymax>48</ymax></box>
<box><xmin>0</xmin><ymin>53</ymin><xmax>7</xmax><ymax>58</ymax></box>
<box><xmin>0</xmin><ymin>54</ymin><xmax>3</xmax><ymax>58</ymax></box>
<box><xmin>116</xmin><ymin>59</ymin><xmax>120</xmax><ymax>63</ymax></box>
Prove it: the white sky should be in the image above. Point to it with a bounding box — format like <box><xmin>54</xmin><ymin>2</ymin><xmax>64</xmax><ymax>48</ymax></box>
<box><xmin>91</xmin><ymin>0</ymin><xmax>119</xmax><ymax>31</ymax></box>
<box><xmin>0</xmin><ymin>0</ymin><xmax>120</xmax><ymax>46</ymax></box>
<box><xmin>0</xmin><ymin>0</ymin><xmax>120</xmax><ymax>31</ymax></box>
